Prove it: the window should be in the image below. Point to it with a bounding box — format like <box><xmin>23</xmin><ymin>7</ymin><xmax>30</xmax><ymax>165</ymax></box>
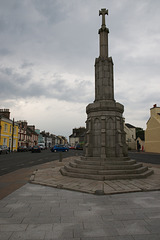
<box><xmin>14</xmin><ymin>127</ymin><xmax>17</xmax><ymax>135</ymax></box>
<box><xmin>10</xmin><ymin>125</ymin><xmax>12</xmax><ymax>133</ymax></box>
<box><xmin>13</xmin><ymin>139</ymin><xmax>16</xmax><ymax>148</ymax></box>
<box><xmin>4</xmin><ymin>124</ymin><xmax>8</xmax><ymax>132</ymax></box>
<box><xmin>3</xmin><ymin>138</ymin><xmax>7</xmax><ymax>146</ymax></box>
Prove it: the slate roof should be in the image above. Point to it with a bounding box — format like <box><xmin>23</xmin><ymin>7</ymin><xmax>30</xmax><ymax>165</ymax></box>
<box><xmin>125</xmin><ymin>123</ymin><xmax>136</xmax><ymax>128</ymax></box>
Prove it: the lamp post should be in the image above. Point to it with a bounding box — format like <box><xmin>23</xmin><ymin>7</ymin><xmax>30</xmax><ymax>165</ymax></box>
<box><xmin>0</xmin><ymin>124</ymin><xmax>1</xmax><ymax>145</ymax></box>
<box><xmin>11</xmin><ymin>118</ymin><xmax>14</xmax><ymax>152</ymax></box>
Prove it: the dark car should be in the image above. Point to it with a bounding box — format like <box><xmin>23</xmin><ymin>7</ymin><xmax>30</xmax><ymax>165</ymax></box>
<box><xmin>32</xmin><ymin>145</ymin><xmax>41</xmax><ymax>153</ymax></box>
<box><xmin>17</xmin><ymin>146</ymin><xmax>28</xmax><ymax>152</ymax></box>
<box><xmin>50</xmin><ymin>145</ymin><xmax>69</xmax><ymax>152</ymax></box>
<box><xmin>0</xmin><ymin>145</ymin><xmax>9</xmax><ymax>154</ymax></box>
<box><xmin>28</xmin><ymin>146</ymin><xmax>33</xmax><ymax>151</ymax></box>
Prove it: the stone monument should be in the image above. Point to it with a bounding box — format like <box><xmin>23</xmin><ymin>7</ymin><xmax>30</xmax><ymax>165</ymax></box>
<box><xmin>61</xmin><ymin>9</ymin><xmax>153</xmax><ymax>180</ymax></box>
<box><xmin>85</xmin><ymin>8</ymin><xmax>127</xmax><ymax>159</ymax></box>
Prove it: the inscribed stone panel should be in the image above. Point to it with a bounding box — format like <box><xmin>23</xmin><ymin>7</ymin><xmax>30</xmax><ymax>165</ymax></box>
<box><xmin>93</xmin><ymin>118</ymin><xmax>101</xmax><ymax>156</ymax></box>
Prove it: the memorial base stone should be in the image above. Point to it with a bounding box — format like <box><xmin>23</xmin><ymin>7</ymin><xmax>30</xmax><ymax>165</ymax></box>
<box><xmin>60</xmin><ymin>156</ymin><xmax>153</xmax><ymax>180</ymax></box>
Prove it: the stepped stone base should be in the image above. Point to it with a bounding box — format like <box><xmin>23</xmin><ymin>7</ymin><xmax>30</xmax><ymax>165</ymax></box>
<box><xmin>60</xmin><ymin>156</ymin><xmax>154</xmax><ymax>180</ymax></box>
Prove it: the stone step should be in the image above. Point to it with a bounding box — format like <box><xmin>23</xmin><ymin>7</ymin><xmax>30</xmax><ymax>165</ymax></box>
<box><xmin>69</xmin><ymin>161</ymin><xmax>143</xmax><ymax>170</ymax></box>
<box><xmin>74</xmin><ymin>158</ymin><xmax>137</xmax><ymax>166</ymax></box>
<box><xmin>64</xmin><ymin>165</ymin><xmax>148</xmax><ymax>175</ymax></box>
<box><xmin>60</xmin><ymin>168</ymin><xmax>154</xmax><ymax>181</ymax></box>
<box><xmin>82</xmin><ymin>156</ymin><xmax>130</xmax><ymax>161</ymax></box>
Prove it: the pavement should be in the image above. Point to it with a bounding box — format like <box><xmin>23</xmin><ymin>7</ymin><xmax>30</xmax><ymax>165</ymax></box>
<box><xmin>30</xmin><ymin>156</ymin><xmax>160</xmax><ymax>195</ymax></box>
<box><xmin>0</xmin><ymin>156</ymin><xmax>160</xmax><ymax>239</ymax></box>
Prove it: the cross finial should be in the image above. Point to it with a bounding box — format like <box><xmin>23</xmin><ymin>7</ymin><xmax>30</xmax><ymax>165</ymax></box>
<box><xmin>99</xmin><ymin>8</ymin><xmax>108</xmax><ymax>27</ymax></box>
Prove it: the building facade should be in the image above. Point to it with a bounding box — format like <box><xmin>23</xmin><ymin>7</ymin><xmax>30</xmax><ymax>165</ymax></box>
<box><xmin>27</xmin><ymin>125</ymin><xmax>38</xmax><ymax>147</ymax></box>
<box><xmin>145</xmin><ymin>104</ymin><xmax>160</xmax><ymax>153</ymax></box>
<box><xmin>0</xmin><ymin>109</ymin><xmax>18</xmax><ymax>151</ymax></box>
<box><xmin>17</xmin><ymin>120</ymin><xmax>28</xmax><ymax>147</ymax></box>
<box><xmin>35</xmin><ymin>129</ymin><xmax>45</xmax><ymax>145</ymax></box>
<box><xmin>69</xmin><ymin>127</ymin><xmax>86</xmax><ymax>147</ymax></box>
<box><xmin>124</xmin><ymin>123</ymin><xmax>136</xmax><ymax>150</ymax></box>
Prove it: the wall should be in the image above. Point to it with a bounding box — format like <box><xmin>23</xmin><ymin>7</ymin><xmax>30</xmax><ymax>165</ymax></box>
<box><xmin>69</xmin><ymin>136</ymin><xmax>79</xmax><ymax>146</ymax></box>
<box><xmin>145</xmin><ymin>106</ymin><xmax>160</xmax><ymax>153</ymax></box>
<box><xmin>124</xmin><ymin>125</ymin><xmax>136</xmax><ymax>150</ymax></box>
<box><xmin>0</xmin><ymin>117</ymin><xmax>18</xmax><ymax>151</ymax></box>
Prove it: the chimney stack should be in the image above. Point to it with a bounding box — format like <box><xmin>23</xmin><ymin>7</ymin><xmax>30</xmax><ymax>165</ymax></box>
<box><xmin>0</xmin><ymin>109</ymin><xmax>10</xmax><ymax>119</ymax></box>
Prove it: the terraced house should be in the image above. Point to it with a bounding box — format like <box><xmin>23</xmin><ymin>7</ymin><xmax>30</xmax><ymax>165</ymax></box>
<box><xmin>0</xmin><ymin>109</ymin><xmax>18</xmax><ymax>151</ymax></box>
<box><xmin>145</xmin><ymin>104</ymin><xmax>160</xmax><ymax>153</ymax></box>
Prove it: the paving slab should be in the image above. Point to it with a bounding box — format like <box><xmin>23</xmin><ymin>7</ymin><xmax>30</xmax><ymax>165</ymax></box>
<box><xmin>0</xmin><ymin>183</ymin><xmax>160</xmax><ymax>239</ymax></box>
<box><xmin>1</xmin><ymin>156</ymin><xmax>160</xmax><ymax>239</ymax></box>
<box><xmin>30</xmin><ymin>157</ymin><xmax>160</xmax><ymax>195</ymax></box>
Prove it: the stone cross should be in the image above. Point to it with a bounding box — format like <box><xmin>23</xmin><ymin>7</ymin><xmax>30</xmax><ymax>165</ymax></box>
<box><xmin>99</xmin><ymin>8</ymin><xmax>108</xmax><ymax>27</ymax></box>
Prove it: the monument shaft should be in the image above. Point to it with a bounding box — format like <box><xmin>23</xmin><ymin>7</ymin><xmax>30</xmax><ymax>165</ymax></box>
<box><xmin>85</xmin><ymin>9</ymin><xmax>127</xmax><ymax>159</ymax></box>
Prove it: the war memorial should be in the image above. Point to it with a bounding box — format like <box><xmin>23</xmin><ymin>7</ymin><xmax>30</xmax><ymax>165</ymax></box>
<box><xmin>60</xmin><ymin>9</ymin><xmax>153</xmax><ymax>180</ymax></box>
<box><xmin>30</xmin><ymin>9</ymin><xmax>160</xmax><ymax>196</ymax></box>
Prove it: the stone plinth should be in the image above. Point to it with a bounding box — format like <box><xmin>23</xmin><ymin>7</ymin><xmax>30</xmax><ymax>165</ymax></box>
<box><xmin>60</xmin><ymin>157</ymin><xmax>153</xmax><ymax>180</ymax></box>
<box><xmin>85</xmin><ymin>100</ymin><xmax>127</xmax><ymax>159</ymax></box>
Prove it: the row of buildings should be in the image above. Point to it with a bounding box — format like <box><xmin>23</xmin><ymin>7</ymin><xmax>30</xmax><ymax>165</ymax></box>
<box><xmin>0</xmin><ymin>109</ymin><xmax>67</xmax><ymax>151</ymax></box>
<box><xmin>69</xmin><ymin>104</ymin><xmax>160</xmax><ymax>154</ymax></box>
<box><xmin>1</xmin><ymin>104</ymin><xmax>160</xmax><ymax>153</ymax></box>
<box><xmin>124</xmin><ymin>104</ymin><xmax>160</xmax><ymax>154</ymax></box>
<box><xmin>69</xmin><ymin>125</ymin><xmax>144</xmax><ymax>151</ymax></box>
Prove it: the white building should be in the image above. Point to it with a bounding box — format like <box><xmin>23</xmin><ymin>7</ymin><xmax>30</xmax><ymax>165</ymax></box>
<box><xmin>124</xmin><ymin>123</ymin><xmax>136</xmax><ymax>150</ymax></box>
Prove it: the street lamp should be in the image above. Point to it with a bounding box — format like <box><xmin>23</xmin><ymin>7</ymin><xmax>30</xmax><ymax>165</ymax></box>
<box><xmin>0</xmin><ymin>125</ymin><xmax>1</xmax><ymax>145</ymax></box>
<box><xmin>11</xmin><ymin>118</ymin><xmax>14</xmax><ymax>152</ymax></box>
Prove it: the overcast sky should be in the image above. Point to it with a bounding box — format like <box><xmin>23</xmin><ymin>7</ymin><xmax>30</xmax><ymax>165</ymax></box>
<box><xmin>0</xmin><ymin>0</ymin><xmax>160</xmax><ymax>138</ymax></box>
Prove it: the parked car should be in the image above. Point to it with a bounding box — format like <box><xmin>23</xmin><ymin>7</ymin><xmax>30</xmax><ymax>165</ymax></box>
<box><xmin>38</xmin><ymin>143</ymin><xmax>45</xmax><ymax>150</ymax></box>
<box><xmin>0</xmin><ymin>145</ymin><xmax>9</xmax><ymax>154</ymax></box>
<box><xmin>17</xmin><ymin>146</ymin><xmax>28</xmax><ymax>152</ymax></box>
<box><xmin>69</xmin><ymin>145</ymin><xmax>75</xmax><ymax>150</ymax></box>
<box><xmin>50</xmin><ymin>145</ymin><xmax>69</xmax><ymax>152</ymax></box>
<box><xmin>28</xmin><ymin>146</ymin><xmax>33</xmax><ymax>151</ymax></box>
<box><xmin>31</xmin><ymin>145</ymin><xmax>41</xmax><ymax>153</ymax></box>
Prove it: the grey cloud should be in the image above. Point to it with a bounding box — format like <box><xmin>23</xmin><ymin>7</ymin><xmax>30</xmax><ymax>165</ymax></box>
<box><xmin>33</xmin><ymin>0</ymin><xmax>70</xmax><ymax>24</ymax></box>
<box><xmin>0</xmin><ymin>66</ymin><xmax>31</xmax><ymax>84</ymax></box>
<box><xmin>0</xmin><ymin>66</ymin><xmax>32</xmax><ymax>98</ymax></box>
<box><xmin>1</xmin><ymin>0</ymin><xmax>160</xmax><ymax>133</ymax></box>
<box><xmin>0</xmin><ymin>48</ymin><xmax>11</xmax><ymax>56</ymax></box>
<box><xmin>0</xmin><ymin>65</ymin><xmax>92</xmax><ymax>103</ymax></box>
<box><xmin>1</xmin><ymin>67</ymin><xmax>13</xmax><ymax>76</ymax></box>
<box><xmin>21</xmin><ymin>61</ymin><xmax>34</xmax><ymax>69</ymax></box>
<box><xmin>49</xmin><ymin>77</ymin><xmax>93</xmax><ymax>103</ymax></box>
<box><xmin>116</xmin><ymin>86</ymin><xmax>160</xmax><ymax>113</ymax></box>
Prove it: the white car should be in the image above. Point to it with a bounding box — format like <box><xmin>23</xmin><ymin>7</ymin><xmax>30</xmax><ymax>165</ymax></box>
<box><xmin>38</xmin><ymin>143</ymin><xmax>45</xmax><ymax>150</ymax></box>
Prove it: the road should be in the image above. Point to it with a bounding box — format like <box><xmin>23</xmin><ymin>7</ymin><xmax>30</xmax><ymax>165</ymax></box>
<box><xmin>0</xmin><ymin>150</ymin><xmax>160</xmax><ymax>200</ymax></box>
<box><xmin>1</xmin><ymin>149</ymin><xmax>160</xmax><ymax>177</ymax></box>
<box><xmin>128</xmin><ymin>151</ymin><xmax>160</xmax><ymax>164</ymax></box>
<box><xmin>0</xmin><ymin>149</ymin><xmax>83</xmax><ymax>176</ymax></box>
